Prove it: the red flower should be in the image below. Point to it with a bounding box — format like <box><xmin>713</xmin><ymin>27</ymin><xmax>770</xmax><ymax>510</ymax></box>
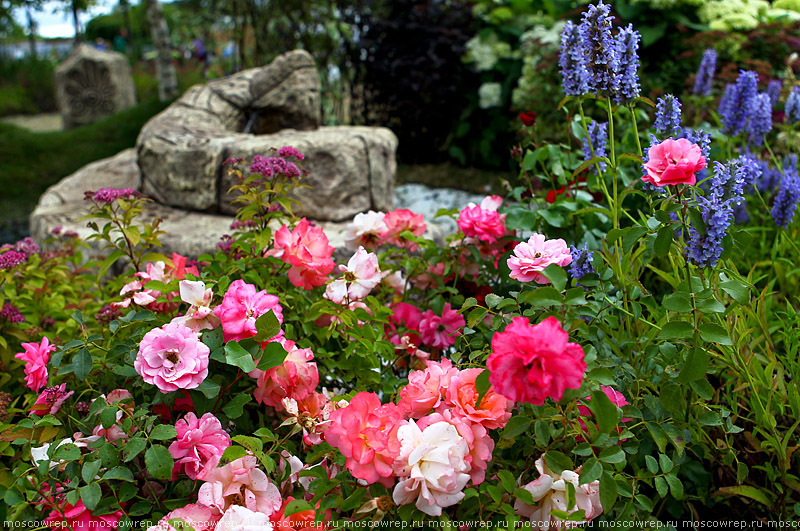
<box><xmin>519</xmin><ymin>111</ymin><xmax>537</xmax><ymax>127</ymax></box>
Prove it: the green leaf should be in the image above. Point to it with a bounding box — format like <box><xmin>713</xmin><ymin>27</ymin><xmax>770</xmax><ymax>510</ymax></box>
<box><xmin>195</xmin><ymin>379</ymin><xmax>221</xmax><ymax>399</ymax></box>
<box><xmin>654</xmin><ymin>476</ymin><xmax>668</xmax><ymax>497</ymax></box>
<box><xmin>665</xmin><ymin>475</ymin><xmax>683</xmax><ymax>499</ymax></box>
<box><xmin>498</xmin><ymin>470</ymin><xmax>517</xmax><ymax>493</ymax></box>
<box><xmin>467</xmin><ymin>307</ymin><xmax>489</xmax><ymax>328</ymax></box>
<box><xmin>518</xmin><ymin>287</ymin><xmax>563</xmax><ymax>306</ymax></box>
<box><xmin>79</xmin><ymin>483</ymin><xmax>102</xmax><ymax>511</ymax></box>
<box><xmin>73</xmin><ymin>348</ymin><xmax>93</xmax><ymax>380</ymax></box>
<box><xmin>658</xmin><ymin>321</ymin><xmax>694</xmax><ymax>340</ymax></box>
<box><xmin>662</xmin><ymin>294</ymin><xmax>692</xmax><ymax>313</ymax></box>
<box><xmin>645</xmin><ymin>455</ymin><xmax>658</xmax><ymax>474</ymax></box>
<box><xmin>99</xmin><ymin>407</ymin><xmax>118</xmax><ymax>430</ymax></box>
<box><xmin>659</xmin><ymin>454</ymin><xmax>673</xmax><ymax>474</ymax></box>
<box><xmin>590</xmin><ymin>388</ymin><xmax>620</xmax><ymax>434</ymax></box>
<box><xmin>484</xmin><ymin>293</ymin><xmax>503</xmax><ymax>309</ymax></box>
<box><xmin>579</xmin><ymin>458</ymin><xmax>602</xmax><ymax>485</ymax></box>
<box><xmin>102</xmin><ymin>466</ymin><xmax>135</xmax><ymax>482</ymax></box>
<box><xmin>223</xmin><ymin>394</ymin><xmax>251</xmax><ymax>420</ymax></box>
<box><xmin>720</xmin><ymin>279</ymin><xmax>749</xmax><ymax>304</ymax></box>
<box><xmin>121</xmin><ymin>437</ymin><xmax>147</xmax><ymax>462</ymax></box>
<box><xmin>654</xmin><ymin>226</ymin><xmax>673</xmax><ymax>257</ymax></box>
<box><xmin>221</xmin><ymin>445</ymin><xmax>247</xmax><ymax>462</ymax></box>
<box><xmin>646</xmin><ymin>422</ymin><xmax>668</xmax><ymax>453</ymax></box>
<box><xmin>257</xmin><ymin>341</ymin><xmax>288</xmax><ymax>371</ymax></box>
<box><xmin>699</xmin><ymin>323</ymin><xmax>732</xmax><ymax>345</ymax></box>
<box><xmin>144</xmin><ymin>445</ymin><xmax>174</xmax><ymax>480</ymax></box>
<box><xmin>678</xmin><ymin>348</ymin><xmax>709</xmax><ymax>383</ymax></box>
<box><xmin>501</xmin><ymin>416</ymin><xmax>531</xmax><ymax>440</ymax></box>
<box><xmin>598</xmin><ymin>446</ymin><xmax>626</xmax><ymax>464</ymax></box>
<box><xmin>150</xmin><ymin>425</ymin><xmax>178</xmax><ymax>441</ymax></box>
<box><xmin>545</xmin><ymin>451</ymin><xmax>573</xmax><ymax>474</ymax></box>
<box><xmin>716</xmin><ymin>485</ymin><xmax>774</xmax><ymax>506</ymax></box>
<box><xmin>224</xmin><ymin>341</ymin><xmax>256</xmax><ymax>373</ymax></box>
<box><xmin>53</xmin><ymin>443</ymin><xmax>80</xmax><ymax>461</ymax></box>
<box><xmin>253</xmin><ymin>310</ymin><xmax>281</xmax><ymax>342</ymax></box>
<box><xmin>81</xmin><ymin>460</ymin><xmax>102</xmax><ymax>483</ymax></box>
<box><xmin>232</xmin><ymin>435</ymin><xmax>263</xmax><ymax>454</ymax></box>
<box><xmin>599</xmin><ymin>471</ymin><xmax>618</xmax><ymax>511</ymax></box>
<box><xmin>461</xmin><ymin>297</ymin><xmax>478</xmax><ymax>310</ymax></box>
<box><xmin>474</xmin><ymin>369</ymin><xmax>491</xmax><ymax>410</ymax></box>
<box><xmin>542</xmin><ymin>264</ymin><xmax>567</xmax><ymax>292</ymax></box>
<box><xmin>284</xmin><ymin>499</ymin><xmax>314</xmax><ymax>517</ymax></box>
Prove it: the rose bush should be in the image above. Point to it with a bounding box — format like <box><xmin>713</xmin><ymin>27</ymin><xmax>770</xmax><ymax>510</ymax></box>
<box><xmin>0</xmin><ymin>2</ymin><xmax>799</xmax><ymax>527</ymax></box>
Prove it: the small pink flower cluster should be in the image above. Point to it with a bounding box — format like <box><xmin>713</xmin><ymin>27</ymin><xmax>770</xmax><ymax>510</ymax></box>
<box><xmin>84</xmin><ymin>187</ymin><xmax>143</xmax><ymax>204</ymax></box>
<box><xmin>115</xmin><ymin>253</ymin><xmax>199</xmax><ymax>312</ymax></box>
<box><xmin>266</xmin><ymin>218</ymin><xmax>335</xmax><ymax>290</ymax></box>
<box><xmin>344</xmin><ymin>209</ymin><xmax>427</xmax><ymax>251</ymax></box>
<box><xmin>324</xmin><ymin>359</ymin><xmax>512</xmax><ymax>516</ymax></box>
<box><xmin>488</xmin><ymin>316</ymin><xmax>586</xmax><ymax>406</ymax></box>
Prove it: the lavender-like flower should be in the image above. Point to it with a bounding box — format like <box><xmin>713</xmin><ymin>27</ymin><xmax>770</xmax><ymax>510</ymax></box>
<box><xmin>737</xmin><ymin>153</ymin><xmax>763</xmax><ymax>192</ymax></box>
<box><xmin>718</xmin><ymin>70</ymin><xmax>759</xmax><ymax>136</ymax></box>
<box><xmin>654</xmin><ymin>95</ymin><xmax>682</xmax><ymax>135</ymax></box>
<box><xmin>767</xmin><ymin>80</ymin><xmax>782</xmax><ymax>106</ymax></box>
<box><xmin>771</xmin><ymin>155</ymin><xmax>800</xmax><ymax>229</ymax></box>
<box><xmin>614</xmin><ymin>24</ymin><xmax>641</xmax><ymax>103</ymax></box>
<box><xmin>569</xmin><ymin>244</ymin><xmax>595</xmax><ymax>280</ymax></box>
<box><xmin>787</xmin><ymin>86</ymin><xmax>800</xmax><ymax>125</ymax></box>
<box><xmin>679</xmin><ymin>127</ymin><xmax>711</xmax><ymax>182</ymax></box>
<box><xmin>757</xmin><ymin>161</ymin><xmax>782</xmax><ymax>193</ymax></box>
<box><xmin>579</xmin><ymin>1</ymin><xmax>619</xmax><ymax>97</ymax></box>
<box><xmin>582</xmin><ymin>120</ymin><xmax>609</xmax><ymax>172</ymax></box>
<box><xmin>692</xmin><ymin>49</ymin><xmax>717</xmax><ymax>96</ymax></box>
<box><xmin>686</xmin><ymin>161</ymin><xmax>742</xmax><ymax>268</ymax></box>
<box><xmin>559</xmin><ymin>21</ymin><xmax>590</xmax><ymax>96</ymax></box>
<box><xmin>746</xmin><ymin>92</ymin><xmax>773</xmax><ymax>146</ymax></box>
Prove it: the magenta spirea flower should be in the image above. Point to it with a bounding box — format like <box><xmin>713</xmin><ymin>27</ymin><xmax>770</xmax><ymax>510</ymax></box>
<box><xmin>15</xmin><ymin>336</ymin><xmax>55</xmax><ymax>392</ymax></box>
<box><xmin>0</xmin><ymin>303</ymin><xmax>25</xmax><ymax>323</ymax></box>
<box><xmin>277</xmin><ymin>146</ymin><xmax>305</xmax><ymax>160</ymax></box>
<box><xmin>31</xmin><ymin>383</ymin><xmax>74</xmax><ymax>415</ymax></box>
<box><xmin>135</xmin><ymin>322</ymin><xmax>210</xmax><ymax>393</ymax></box>
<box><xmin>213</xmin><ymin>279</ymin><xmax>284</xmax><ymax>343</ymax></box>
<box><xmin>86</xmin><ymin>188</ymin><xmax>142</xmax><ymax>204</ymax></box>
<box><xmin>0</xmin><ymin>250</ymin><xmax>27</xmax><ymax>270</ymax></box>
<box><xmin>488</xmin><ymin>316</ymin><xmax>586</xmax><ymax>405</ymax></box>
<box><xmin>419</xmin><ymin>303</ymin><xmax>465</xmax><ymax>349</ymax></box>
<box><xmin>507</xmin><ymin>234</ymin><xmax>572</xmax><ymax>284</ymax></box>
<box><xmin>169</xmin><ymin>412</ymin><xmax>231</xmax><ymax>480</ymax></box>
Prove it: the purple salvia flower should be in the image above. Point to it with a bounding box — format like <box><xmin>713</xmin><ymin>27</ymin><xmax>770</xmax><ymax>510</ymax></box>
<box><xmin>582</xmin><ymin>120</ymin><xmax>609</xmax><ymax>172</ymax></box>
<box><xmin>559</xmin><ymin>21</ymin><xmax>589</xmax><ymax>96</ymax></box>
<box><xmin>693</xmin><ymin>49</ymin><xmax>717</xmax><ymax>96</ymax></box>
<box><xmin>771</xmin><ymin>155</ymin><xmax>800</xmax><ymax>229</ymax></box>
<box><xmin>614</xmin><ymin>24</ymin><xmax>641</xmax><ymax>103</ymax></box>
<box><xmin>686</xmin><ymin>161</ymin><xmax>742</xmax><ymax>268</ymax></box>
<box><xmin>746</xmin><ymin>92</ymin><xmax>772</xmax><ymax>146</ymax></box>
<box><xmin>654</xmin><ymin>95</ymin><xmax>682</xmax><ymax>135</ymax></box>
<box><xmin>756</xmin><ymin>161</ymin><xmax>782</xmax><ymax>193</ymax></box>
<box><xmin>579</xmin><ymin>1</ymin><xmax>619</xmax><ymax>97</ymax></box>
<box><xmin>767</xmin><ymin>80</ymin><xmax>782</xmax><ymax>106</ymax></box>
<box><xmin>0</xmin><ymin>251</ymin><xmax>27</xmax><ymax>270</ymax></box>
<box><xmin>786</xmin><ymin>86</ymin><xmax>800</xmax><ymax>125</ymax></box>
<box><xmin>680</xmin><ymin>127</ymin><xmax>711</xmax><ymax>182</ymax></box>
<box><xmin>568</xmin><ymin>244</ymin><xmax>595</xmax><ymax>280</ymax></box>
<box><xmin>719</xmin><ymin>70</ymin><xmax>759</xmax><ymax>136</ymax></box>
<box><xmin>736</xmin><ymin>153</ymin><xmax>763</xmax><ymax>193</ymax></box>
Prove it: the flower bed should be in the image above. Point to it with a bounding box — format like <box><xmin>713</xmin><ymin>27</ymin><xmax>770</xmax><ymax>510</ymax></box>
<box><xmin>2</xmin><ymin>1</ymin><xmax>800</xmax><ymax>528</ymax></box>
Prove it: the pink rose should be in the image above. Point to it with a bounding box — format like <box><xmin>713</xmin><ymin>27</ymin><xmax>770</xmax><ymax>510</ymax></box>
<box><xmin>15</xmin><ymin>336</ymin><xmax>55</xmax><ymax>392</ymax></box>
<box><xmin>642</xmin><ymin>138</ymin><xmax>707</xmax><ymax>187</ymax></box>
<box><xmin>577</xmin><ymin>385</ymin><xmax>632</xmax><ymax>439</ymax></box>
<box><xmin>457</xmin><ymin>196</ymin><xmax>508</xmax><ymax>244</ymax></box>
<box><xmin>30</xmin><ymin>384</ymin><xmax>74</xmax><ymax>415</ymax></box>
<box><xmin>135</xmin><ymin>322</ymin><xmax>210</xmax><ymax>393</ymax></box>
<box><xmin>91</xmin><ymin>389</ymin><xmax>135</xmax><ymax>442</ymax></box>
<box><xmin>344</xmin><ymin>211</ymin><xmax>387</xmax><ymax>250</ymax></box>
<box><xmin>444</xmin><ymin>368</ymin><xmax>513</xmax><ymax>430</ymax></box>
<box><xmin>419</xmin><ymin>303</ymin><xmax>465</xmax><ymax>349</ymax></box>
<box><xmin>387</xmin><ymin>302</ymin><xmax>422</xmax><ymax>346</ymax></box>
<box><xmin>267</xmin><ymin>218</ymin><xmax>335</xmax><ymax>290</ymax></box>
<box><xmin>252</xmin><ymin>338</ymin><xmax>319</xmax><ymax>408</ymax></box>
<box><xmin>146</xmin><ymin>503</ymin><xmax>220</xmax><ymax>531</ymax></box>
<box><xmin>213</xmin><ymin>279</ymin><xmax>284</xmax><ymax>343</ymax></box>
<box><xmin>43</xmin><ymin>500</ymin><xmax>123</xmax><ymax>531</ymax></box>
<box><xmin>324</xmin><ymin>247</ymin><xmax>384</xmax><ymax>304</ymax></box>
<box><xmin>398</xmin><ymin>359</ymin><xmax>459</xmax><ymax>419</ymax></box>
<box><xmin>171</xmin><ymin>280</ymin><xmax>221</xmax><ymax>332</ymax></box>
<box><xmin>197</xmin><ymin>455</ymin><xmax>282</xmax><ymax>516</ymax></box>
<box><xmin>169</xmin><ymin>412</ymin><xmax>231</xmax><ymax>480</ymax></box>
<box><xmin>324</xmin><ymin>392</ymin><xmax>402</xmax><ymax>486</ymax></box>
<box><xmin>381</xmin><ymin>209</ymin><xmax>426</xmax><ymax>251</ymax></box>
<box><xmin>488</xmin><ymin>316</ymin><xmax>586</xmax><ymax>405</ymax></box>
<box><xmin>507</xmin><ymin>233</ymin><xmax>572</xmax><ymax>284</ymax></box>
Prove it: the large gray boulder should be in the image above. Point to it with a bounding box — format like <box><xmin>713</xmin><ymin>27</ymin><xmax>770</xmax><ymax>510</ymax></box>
<box><xmin>136</xmin><ymin>49</ymin><xmax>396</xmax><ymax>221</ymax></box>
<box><xmin>55</xmin><ymin>44</ymin><xmax>137</xmax><ymax>129</ymax></box>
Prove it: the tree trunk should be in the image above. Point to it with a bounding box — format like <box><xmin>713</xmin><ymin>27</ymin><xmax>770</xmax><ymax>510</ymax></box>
<box><xmin>121</xmin><ymin>0</ymin><xmax>136</xmax><ymax>58</ymax></box>
<box><xmin>71</xmin><ymin>0</ymin><xmax>81</xmax><ymax>46</ymax></box>
<box><xmin>25</xmin><ymin>4</ymin><xmax>36</xmax><ymax>58</ymax></box>
<box><xmin>144</xmin><ymin>0</ymin><xmax>178</xmax><ymax>101</ymax></box>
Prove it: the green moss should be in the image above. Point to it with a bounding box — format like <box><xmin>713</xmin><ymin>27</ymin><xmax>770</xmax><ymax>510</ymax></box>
<box><xmin>0</xmin><ymin>98</ymin><xmax>169</xmax><ymax>225</ymax></box>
